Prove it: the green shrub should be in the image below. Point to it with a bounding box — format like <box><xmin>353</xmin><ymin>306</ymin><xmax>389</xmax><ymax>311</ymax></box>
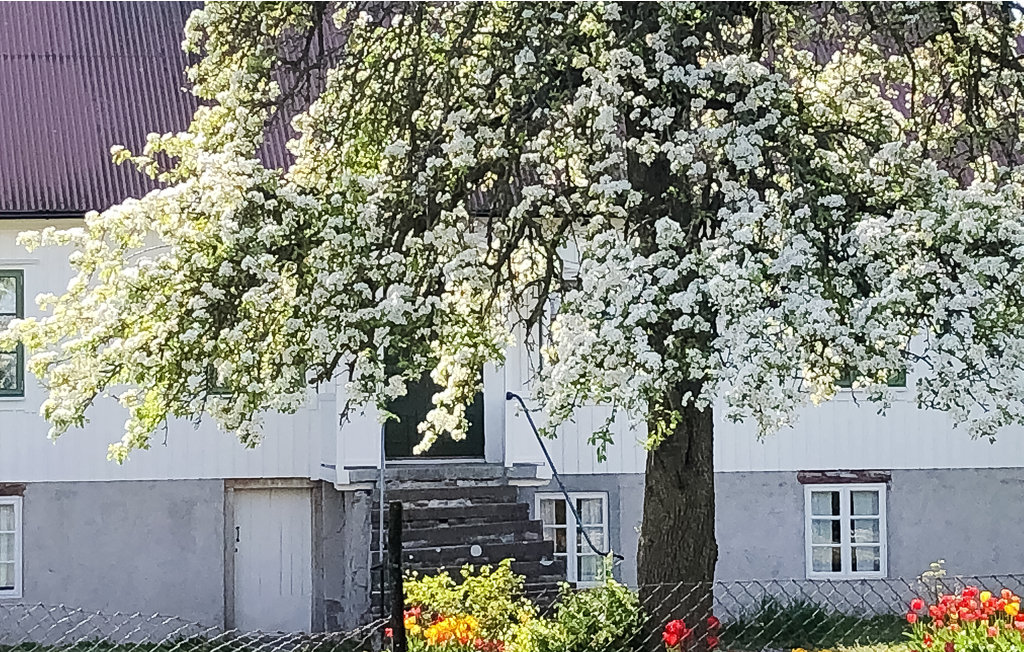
<box><xmin>404</xmin><ymin>559</ymin><xmax>535</xmax><ymax>643</ymax></box>
<box><xmin>720</xmin><ymin>597</ymin><xmax>905</xmax><ymax>651</ymax></box>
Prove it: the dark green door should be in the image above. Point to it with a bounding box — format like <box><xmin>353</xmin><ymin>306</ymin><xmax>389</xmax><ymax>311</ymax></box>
<box><xmin>384</xmin><ymin>373</ymin><xmax>485</xmax><ymax>459</ymax></box>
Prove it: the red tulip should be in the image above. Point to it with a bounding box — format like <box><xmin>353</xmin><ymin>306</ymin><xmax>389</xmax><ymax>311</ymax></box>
<box><xmin>662</xmin><ymin>620</ymin><xmax>691</xmax><ymax>648</ymax></box>
<box><xmin>907</xmin><ymin>612</ymin><xmax>918</xmax><ymax>624</ymax></box>
<box><xmin>911</xmin><ymin>598</ymin><xmax>926</xmax><ymax>611</ymax></box>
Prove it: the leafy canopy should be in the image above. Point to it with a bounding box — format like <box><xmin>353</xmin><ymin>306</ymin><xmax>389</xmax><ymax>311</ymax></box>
<box><xmin>4</xmin><ymin>2</ymin><xmax>1024</xmax><ymax>460</ymax></box>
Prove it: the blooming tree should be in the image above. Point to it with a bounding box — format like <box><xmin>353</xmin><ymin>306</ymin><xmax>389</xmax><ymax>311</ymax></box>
<box><xmin>4</xmin><ymin>2</ymin><xmax>1024</xmax><ymax>589</ymax></box>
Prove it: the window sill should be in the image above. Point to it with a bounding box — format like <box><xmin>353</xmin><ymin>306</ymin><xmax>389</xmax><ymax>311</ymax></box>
<box><xmin>806</xmin><ymin>572</ymin><xmax>887</xmax><ymax>581</ymax></box>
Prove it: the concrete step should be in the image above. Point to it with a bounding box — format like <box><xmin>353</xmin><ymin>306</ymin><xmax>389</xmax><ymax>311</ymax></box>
<box><xmin>376</xmin><ymin>484</ymin><xmax>520</xmax><ymax>508</ymax></box>
<box><xmin>377</xmin><ymin>540</ymin><xmax>557</xmax><ymax>567</ymax></box>
<box><xmin>399</xmin><ymin>520</ymin><xmax>545</xmax><ymax>547</ymax></box>
<box><xmin>398</xmin><ymin>502</ymin><xmax>530</xmax><ymax>524</ymax></box>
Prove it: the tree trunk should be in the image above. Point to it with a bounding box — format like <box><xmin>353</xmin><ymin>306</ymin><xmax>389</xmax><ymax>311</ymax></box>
<box><xmin>637</xmin><ymin>397</ymin><xmax>717</xmax><ymax>650</ymax></box>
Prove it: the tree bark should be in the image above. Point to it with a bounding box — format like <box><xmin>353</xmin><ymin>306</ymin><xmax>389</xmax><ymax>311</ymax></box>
<box><xmin>637</xmin><ymin>396</ymin><xmax>717</xmax><ymax>650</ymax></box>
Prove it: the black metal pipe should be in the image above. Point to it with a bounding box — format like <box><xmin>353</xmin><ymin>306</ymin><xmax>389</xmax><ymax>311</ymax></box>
<box><xmin>388</xmin><ymin>500</ymin><xmax>408</xmax><ymax>652</ymax></box>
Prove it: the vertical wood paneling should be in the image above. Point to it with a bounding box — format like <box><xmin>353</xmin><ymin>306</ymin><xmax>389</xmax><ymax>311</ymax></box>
<box><xmin>0</xmin><ymin>223</ymin><xmax>329</xmax><ymax>482</ymax></box>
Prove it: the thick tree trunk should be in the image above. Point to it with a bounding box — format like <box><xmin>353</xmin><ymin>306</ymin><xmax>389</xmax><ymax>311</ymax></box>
<box><xmin>637</xmin><ymin>397</ymin><xmax>717</xmax><ymax>650</ymax></box>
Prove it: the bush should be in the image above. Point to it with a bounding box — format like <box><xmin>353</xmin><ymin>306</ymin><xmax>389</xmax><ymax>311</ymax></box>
<box><xmin>400</xmin><ymin>561</ymin><xmax>640</xmax><ymax>652</ymax></box>
<box><xmin>403</xmin><ymin>559</ymin><xmax>535</xmax><ymax>649</ymax></box>
<box><xmin>720</xmin><ymin>597</ymin><xmax>905</xmax><ymax>651</ymax></box>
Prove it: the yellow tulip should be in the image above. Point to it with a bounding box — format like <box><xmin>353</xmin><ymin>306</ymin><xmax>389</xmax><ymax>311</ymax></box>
<box><xmin>1006</xmin><ymin>602</ymin><xmax>1020</xmax><ymax>617</ymax></box>
<box><xmin>981</xmin><ymin>591</ymin><xmax>992</xmax><ymax>603</ymax></box>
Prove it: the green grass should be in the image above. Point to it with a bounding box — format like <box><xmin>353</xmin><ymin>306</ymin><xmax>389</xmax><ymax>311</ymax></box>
<box><xmin>719</xmin><ymin>598</ymin><xmax>907</xmax><ymax>651</ymax></box>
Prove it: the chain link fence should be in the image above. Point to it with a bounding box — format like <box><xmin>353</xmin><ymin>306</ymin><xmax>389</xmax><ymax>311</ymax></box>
<box><xmin>5</xmin><ymin>575</ymin><xmax>1024</xmax><ymax>652</ymax></box>
<box><xmin>0</xmin><ymin>603</ymin><xmax>386</xmax><ymax>652</ymax></box>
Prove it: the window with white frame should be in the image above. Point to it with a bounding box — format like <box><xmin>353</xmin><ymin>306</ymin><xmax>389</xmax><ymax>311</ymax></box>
<box><xmin>0</xmin><ymin>497</ymin><xmax>22</xmax><ymax>597</ymax></box>
<box><xmin>0</xmin><ymin>270</ymin><xmax>25</xmax><ymax>397</ymax></box>
<box><xmin>805</xmin><ymin>484</ymin><xmax>886</xmax><ymax>579</ymax></box>
<box><xmin>536</xmin><ymin>492</ymin><xmax>608</xmax><ymax>585</ymax></box>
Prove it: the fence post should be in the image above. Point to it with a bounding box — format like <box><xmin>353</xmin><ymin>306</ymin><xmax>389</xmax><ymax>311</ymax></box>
<box><xmin>388</xmin><ymin>500</ymin><xmax>407</xmax><ymax>652</ymax></box>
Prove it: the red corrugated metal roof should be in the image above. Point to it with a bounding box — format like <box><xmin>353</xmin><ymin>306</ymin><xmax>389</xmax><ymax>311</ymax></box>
<box><xmin>0</xmin><ymin>2</ymin><xmax>201</xmax><ymax>216</ymax></box>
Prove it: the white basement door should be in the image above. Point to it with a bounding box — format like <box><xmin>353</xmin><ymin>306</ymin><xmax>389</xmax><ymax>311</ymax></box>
<box><xmin>233</xmin><ymin>488</ymin><xmax>313</xmax><ymax>632</ymax></box>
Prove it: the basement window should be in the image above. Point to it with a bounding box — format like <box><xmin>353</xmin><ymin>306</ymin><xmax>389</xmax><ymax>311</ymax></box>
<box><xmin>536</xmin><ymin>492</ymin><xmax>608</xmax><ymax>586</ymax></box>
<box><xmin>805</xmin><ymin>484</ymin><xmax>887</xmax><ymax>579</ymax></box>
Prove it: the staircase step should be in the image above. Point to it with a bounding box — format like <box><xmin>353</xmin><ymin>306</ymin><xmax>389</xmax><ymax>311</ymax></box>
<box><xmin>377</xmin><ymin>484</ymin><xmax>520</xmax><ymax>507</ymax></box>
<box><xmin>371</xmin><ymin>560</ymin><xmax>566</xmax><ymax>591</ymax></box>
<box><xmin>385</xmin><ymin>540</ymin><xmax>557</xmax><ymax>567</ymax></box>
<box><xmin>400</xmin><ymin>502</ymin><xmax>530</xmax><ymax>524</ymax></box>
<box><xmin>398</xmin><ymin>520</ymin><xmax>544</xmax><ymax>547</ymax></box>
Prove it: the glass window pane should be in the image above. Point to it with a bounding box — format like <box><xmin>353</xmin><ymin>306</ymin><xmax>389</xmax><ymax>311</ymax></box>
<box><xmin>0</xmin><ymin>352</ymin><xmax>16</xmax><ymax>390</ymax></box>
<box><xmin>0</xmin><ymin>562</ymin><xmax>13</xmax><ymax>589</ymax></box>
<box><xmin>540</xmin><ymin>499</ymin><xmax>557</xmax><ymax>525</ymax></box>
<box><xmin>0</xmin><ymin>276</ymin><xmax>17</xmax><ymax>315</ymax></box>
<box><xmin>554</xmin><ymin>499</ymin><xmax>566</xmax><ymax>525</ymax></box>
<box><xmin>578</xmin><ymin>555</ymin><xmax>601</xmax><ymax>583</ymax></box>
<box><xmin>811</xmin><ymin>519</ymin><xmax>840</xmax><ymax>544</ymax></box>
<box><xmin>851</xmin><ymin>518</ymin><xmax>880</xmax><ymax>543</ymax></box>
<box><xmin>576</xmin><ymin>498</ymin><xmax>603</xmax><ymax>525</ymax></box>
<box><xmin>0</xmin><ymin>533</ymin><xmax>13</xmax><ymax>563</ymax></box>
<box><xmin>0</xmin><ymin>505</ymin><xmax>13</xmax><ymax>531</ymax></box>
<box><xmin>812</xmin><ymin>546</ymin><xmax>842</xmax><ymax>572</ymax></box>
<box><xmin>553</xmin><ymin>528</ymin><xmax>567</xmax><ymax>554</ymax></box>
<box><xmin>852</xmin><ymin>546</ymin><xmax>880</xmax><ymax>572</ymax></box>
<box><xmin>577</xmin><ymin>526</ymin><xmax>605</xmax><ymax>552</ymax></box>
<box><xmin>851</xmin><ymin>491</ymin><xmax>879</xmax><ymax>516</ymax></box>
<box><xmin>811</xmin><ymin>491</ymin><xmax>840</xmax><ymax>516</ymax></box>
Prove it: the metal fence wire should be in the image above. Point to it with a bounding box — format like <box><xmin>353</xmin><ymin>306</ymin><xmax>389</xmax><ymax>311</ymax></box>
<box><xmin>5</xmin><ymin>575</ymin><xmax>1024</xmax><ymax>652</ymax></box>
<box><xmin>0</xmin><ymin>603</ymin><xmax>386</xmax><ymax>652</ymax></box>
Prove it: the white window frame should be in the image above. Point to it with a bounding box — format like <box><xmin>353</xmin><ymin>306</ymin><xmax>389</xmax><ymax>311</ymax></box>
<box><xmin>804</xmin><ymin>483</ymin><xmax>887</xmax><ymax>580</ymax></box>
<box><xmin>535</xmin><ymin>492</ymin><xmax>609</xmax><ymax>587</ymax></box>
<box><xmin>0</xmin><ymin>496</ymin><xmax>23</xmax><ymax>599</ymax></box>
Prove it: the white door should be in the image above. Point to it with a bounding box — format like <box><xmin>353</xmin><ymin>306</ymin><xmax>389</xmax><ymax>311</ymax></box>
<box><xmin>232</xmin><ymin>488</ymin><xmax>313</xmax><ymax>632</ymax></box>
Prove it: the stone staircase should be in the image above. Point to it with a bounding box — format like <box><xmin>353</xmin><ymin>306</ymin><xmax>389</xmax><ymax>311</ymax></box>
<box><xmin>364</xmin><ymin>464</ymin><xmax>565</xmax><ymax>609</ymax></box>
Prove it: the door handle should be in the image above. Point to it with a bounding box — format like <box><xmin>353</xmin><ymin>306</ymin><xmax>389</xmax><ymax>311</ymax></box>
<box><xmin>235</xmin><ymin>526</ymin><xmax>240</xmax><ymax>542</ymax></box>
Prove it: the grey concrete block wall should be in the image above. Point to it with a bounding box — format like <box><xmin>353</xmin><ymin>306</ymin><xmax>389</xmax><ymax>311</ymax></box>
<box><xmin>16</xmin><ymin>480</ymin><xmax>226</xmax><ymax>626</ymax></box>
<box><xmin>526</xmin><ymin>468</ymin><xmax>1024</xmax><ymax>587</ymax></box>
<box><xmin>714</xmin><ymin>468</ymin><xmax>1024</xmax><ymax>582</ymax></box>
<box><xmin>320</xmin><ymin>485</ymin><xmax>373</xmax><ymax>631</ymax></box>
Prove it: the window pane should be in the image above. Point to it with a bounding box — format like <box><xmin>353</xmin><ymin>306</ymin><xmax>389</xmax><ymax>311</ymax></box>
<box><xmin>0</xmin><ymin>352</ymin><xmax>16</xmax><ymax>390</ymax></box>
<box><xmin>0</xmin><ymin>533</ymin><xmax>13</xmax><ymax>563</ymax></box>
<box><xmin>552</xmin><ymin>528</ymin><xmax>567</xmax><ymax>554</ymax></box>
<box><xmin>0</xmin><ymin>561</ymin><xmax>13</xmax><ymax>589</ymax></box>
<box><xmin>811</xmin><ymin>519</ymin><xmax>840</xmax><ymax>544</ymax></box>
<box><xmin>540</xmin><ymin>499</ymin><xmax>558</xmax><ymax>525</ymax></box>
<box><xmin>554</xmin><ymin>499</ymin><xmax>566</xmax><ymax>525</ymax></box>
<box><xmin>851</xmin><ymin>491</ymin><xmax>879</xmax><ymax>516</ymax></box>
<box><xmin>578</xmin><ymin>555</ymin><xmax>601</xmax><ymax>583</ymax></box>
<box><xmin>576</xmin><ymin>498</ymin><xmax>603</xmax><ymax>525</ymax></box>
<box><xmin>543</xmin><ymin>526</ymin><xmax>568</xmax><ymax>554</ymax></box>
<box><xmin>851</xmin><ymin>518</ymin><xmax>880</xmax><ymax>543</ymax></box>
<box><xmin>577</xmin><ymin>526</ymin><xmax>605</xmax><ymax>552</ymax></box>
<box><xmin>811</xmin><ymin>491</ymin><xmax>840</xmax><ymax>516</ymax></box>
<box><xmin>0</xmin><ymin>505</ymin><xmax>13</xmax><ymax>531</ymax></box>
<box><xmin>811</xmin><ymin>546</ymin><xmax>842</xmax><ymax>572</ymax></box>
<box><xmin>0</xmin><ymin>276</ymin><xmax>17</xmax><ymax>315</ymax></box>
<box><xmin>852</xmin><ymin>546</ymin><xmax>880</xmax><ymax>572</ymax></box>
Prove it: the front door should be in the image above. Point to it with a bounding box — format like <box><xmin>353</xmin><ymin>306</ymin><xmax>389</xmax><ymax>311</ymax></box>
<box><xmin>384</xmin><ymin>372</ymin><xmax>485</xmax><ymax>459</ymax></box>
<box><xmin>232</xmin><ymin>488</ymin><xmax>313</xmax><ymax>632</ymax></box>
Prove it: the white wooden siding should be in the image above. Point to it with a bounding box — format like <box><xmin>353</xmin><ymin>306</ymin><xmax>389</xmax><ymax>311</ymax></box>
<box><xmin>0</xmin><ymin>221</ymin><xmax>330</xmax><ymax>482</ymax></box>
<box><xmin>6</xmin><ymin>219</ymin><xmax>1024</xmax><ymax>483</ymax></box>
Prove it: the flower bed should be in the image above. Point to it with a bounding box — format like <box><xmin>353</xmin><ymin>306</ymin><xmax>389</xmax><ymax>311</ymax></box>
<box><xmin>906</xmin><ymin>586</ymin><xmax>1024</xmax><ymax>652</ymax></box>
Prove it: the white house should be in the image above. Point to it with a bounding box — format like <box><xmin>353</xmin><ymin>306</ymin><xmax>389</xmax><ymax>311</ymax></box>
<box><xmin>2</xmin><ymin>0</ymin><xmax>1024</xmax><ymax>635</ymax></box>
